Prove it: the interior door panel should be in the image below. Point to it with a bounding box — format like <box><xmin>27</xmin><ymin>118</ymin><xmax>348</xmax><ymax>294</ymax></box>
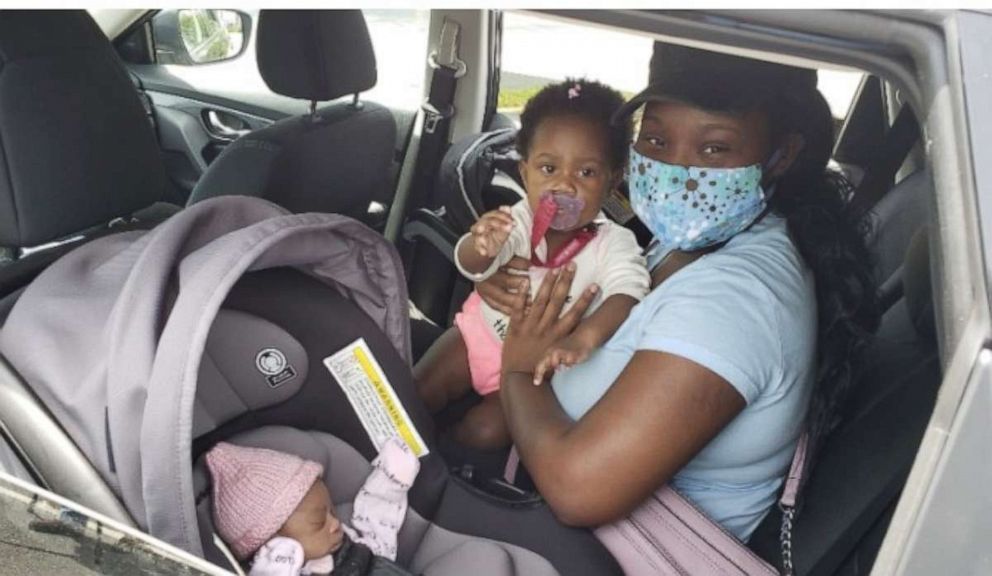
<box><xmin>145</xmin><ymin>89</ymin><xmax>275</xmax><ymax>202</ymax></box>
<box><xmin>129</xmin><ymin>63</ymin><xmax>306</xmax><ymax>120</ymax></box>
<box><xmin>129</xmin><ymin>64</ymin><xmax>416</xmax><ymax>208</ymax></box>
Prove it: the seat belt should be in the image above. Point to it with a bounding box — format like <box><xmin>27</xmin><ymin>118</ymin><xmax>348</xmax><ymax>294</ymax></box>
<box><xmin>385</xmin><ymin>18</ymin><xmax>466</xmax><ymax>243</ymax></box>
<box><xmin>846</xmin><ymin>104</ymin><xmax>920</xmax><ymax>220</ymax></box>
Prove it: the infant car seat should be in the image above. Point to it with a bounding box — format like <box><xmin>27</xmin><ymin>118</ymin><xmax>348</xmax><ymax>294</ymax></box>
<box><xmin>0</xmin><ymin>196</ymin><xmax>621</xmax><ymax>575</ymax></box>
<box><xmin>430</xmin><ymin>128</ymin><xmax>524</xmax><ymax>235</ymax></box>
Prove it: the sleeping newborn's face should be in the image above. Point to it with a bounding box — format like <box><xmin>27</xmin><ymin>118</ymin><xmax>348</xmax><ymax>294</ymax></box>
<box><xmin>278</xmin><ymin>480</ymin><xmax>344</xmax><ymax>560</ymax></box>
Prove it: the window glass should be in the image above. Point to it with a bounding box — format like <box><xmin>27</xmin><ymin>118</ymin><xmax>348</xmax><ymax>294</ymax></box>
<box><xmin>498</xmin><ymin>11</ymin><xmax>862</xmax><ymax>124</ymax></box>
<box><xmin>818</xmin><ymin>68</ymin><xmax>865</xmax><ymax>118</ymax></box>
<box><xmin>499</xmin><ymin>12</ymin><xmax>651</xmax><ymax>123</ymax></box>
<box><xmin>143</xmin><ymin>9</ymin><xmax>430</xmax><ymax>111</ymax></box>
<box><xmin>364</xmin><ymin>10</ymin><xmax>430</xmax><ymax>110</ymax></box>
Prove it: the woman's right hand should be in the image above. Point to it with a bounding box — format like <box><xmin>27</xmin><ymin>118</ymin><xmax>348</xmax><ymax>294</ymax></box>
<box><xmin>475</xmin><ymin>256</ymin><xmax>532</xmax><ymax>315</ymax></box>
<box><xmin>501</xmin><ymin>263</ymin><xmax>597</xmax><ymax>382</ymax></box>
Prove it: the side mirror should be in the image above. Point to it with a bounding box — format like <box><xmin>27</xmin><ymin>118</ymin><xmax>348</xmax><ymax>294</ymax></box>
<box><xmin>153</xmin><ymin>9</ymin><xmax>251</xmax><ymax>66</ymax></box>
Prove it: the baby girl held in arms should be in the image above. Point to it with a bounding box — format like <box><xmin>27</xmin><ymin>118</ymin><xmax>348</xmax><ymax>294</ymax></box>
<box><xmin>415</xmin><ymin>78</ymin><xmax>650</xmax><ymax>451</ymax></box>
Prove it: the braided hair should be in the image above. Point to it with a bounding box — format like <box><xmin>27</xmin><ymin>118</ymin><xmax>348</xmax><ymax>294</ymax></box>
<box><xmin>763</xmin><ymin>85</ymin><xmax>881</xmax><ymax>489</ymax></box>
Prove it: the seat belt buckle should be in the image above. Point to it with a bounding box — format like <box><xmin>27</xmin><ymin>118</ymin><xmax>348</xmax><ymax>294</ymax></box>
<box><xmin>422</xmin><ymin>101</ymin><xmax>454</xmax><ymax>134</ymax></box>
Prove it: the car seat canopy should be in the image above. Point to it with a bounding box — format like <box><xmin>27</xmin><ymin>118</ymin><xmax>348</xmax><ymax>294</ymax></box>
<box><xmin>0</xmin><ymin>195</ymin><xmax>412</xmax><ymax>555</ymax></box>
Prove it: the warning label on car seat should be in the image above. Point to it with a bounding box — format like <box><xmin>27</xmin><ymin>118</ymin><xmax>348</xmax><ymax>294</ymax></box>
<box><xmin>323</xmin><ymin>338</ymin><xmax>429</xmax><ymax>458</ymax></box>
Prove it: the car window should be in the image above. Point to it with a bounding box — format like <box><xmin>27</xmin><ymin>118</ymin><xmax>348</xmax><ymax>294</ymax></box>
<box><xmin>498</xmin><ymin>11</ymin><xmax>863</xmax><ymax>124</ymax></box>
<box><xmin>364</xmin><ymin>10</ymin><xmax>431</xmax><ymax>110</ymax></box>
<box><xmin>0</xmin><ymin>474</ymin><xmax>228</xmax><ymax>575</ymax></box>
<box><xmin>142</xmin><ymin>9</ymin><xmax>430</xmax><ymax>111</ymax></box>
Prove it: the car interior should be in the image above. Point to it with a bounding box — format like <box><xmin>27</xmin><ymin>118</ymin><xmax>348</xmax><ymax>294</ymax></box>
<box><xmin>0</xmin><ymin>8</ymin><xmax>957</xmax><ymax>576</ymax></box>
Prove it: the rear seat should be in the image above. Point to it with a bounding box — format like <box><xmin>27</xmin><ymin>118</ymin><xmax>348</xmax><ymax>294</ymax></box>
<box><xmin>749</xmin><ymin>171</ymin><xmax>940</xmax><ymax>574</ymax></box>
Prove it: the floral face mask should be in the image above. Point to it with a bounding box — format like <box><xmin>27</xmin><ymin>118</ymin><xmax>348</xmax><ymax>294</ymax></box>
<box><xmin>627</xmin><ymin>145</ymin><xmax>779</xmax><ymax>269</ymax></box>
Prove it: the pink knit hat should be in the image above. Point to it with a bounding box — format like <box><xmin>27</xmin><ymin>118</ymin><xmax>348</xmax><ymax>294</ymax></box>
<box><xmin>205</xmin><ymin>442</ymin><xmax>324</xmax><ymax>560</ymax></box>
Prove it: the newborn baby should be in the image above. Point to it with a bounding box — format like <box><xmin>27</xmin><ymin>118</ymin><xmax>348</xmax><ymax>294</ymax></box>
<box><xmin>206</xmin><ymin>438</ymin><xmax>419</xmax><ymax>576</ymax></box>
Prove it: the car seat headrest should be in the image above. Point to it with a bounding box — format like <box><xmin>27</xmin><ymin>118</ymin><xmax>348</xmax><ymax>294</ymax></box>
<box><xmin>902</xmin><ymin>227</ymin><xmax>936</xmax><ymax>341</ymax></box>
<box><xmin>0</xmin><ymin>10</ymin><xmax>167</xmax><ymax>247</ymax></box>
<box><xmin>256</xmin><ymin>10</ymin><xmax>377</xmax><ymax>102</ymax></box>
<box><xmin>867</xmin><ymin>170</ymin><xmax>930</xmax><ymax>286</ymax></box>
<box><xmin>193</xmin><ymin>309</ymin><xmax>309</xmax><ymax>438</ymax></box>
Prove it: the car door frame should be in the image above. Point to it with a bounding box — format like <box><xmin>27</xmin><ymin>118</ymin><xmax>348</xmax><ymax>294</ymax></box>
<box><xmin>870</xmin><ymin>10</ymin><xmax>992</xmax><ymax>574</ymax></box>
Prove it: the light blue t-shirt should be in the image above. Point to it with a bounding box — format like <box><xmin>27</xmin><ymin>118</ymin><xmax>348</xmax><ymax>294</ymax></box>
<box><xmin>551</xmin><ymin>214</ymin><xmax>817</xmax><ymax>541</ymax></box>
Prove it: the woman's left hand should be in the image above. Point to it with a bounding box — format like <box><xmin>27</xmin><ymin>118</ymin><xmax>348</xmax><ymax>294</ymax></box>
<box><xmin>501</xmin><ymin>262</ymin><xmax>599</xmax><ymax>384</ymax></box>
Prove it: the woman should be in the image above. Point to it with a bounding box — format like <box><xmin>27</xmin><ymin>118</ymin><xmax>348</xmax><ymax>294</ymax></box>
<box><xmin>478</xmin><ymin>42</ymin><xmax>879</xmax><ymax>541</ymax></box>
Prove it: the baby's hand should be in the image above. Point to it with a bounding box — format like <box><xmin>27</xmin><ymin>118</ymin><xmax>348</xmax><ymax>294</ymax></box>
<box><xmin>471</xmin><ymin>206</ymin><xmax>514</xmax><ymax>258</ymax></box>
<box><xmin>534</xmin><ymin>333</ymin><xmax>596</xmax><ymax>385</ymax></box>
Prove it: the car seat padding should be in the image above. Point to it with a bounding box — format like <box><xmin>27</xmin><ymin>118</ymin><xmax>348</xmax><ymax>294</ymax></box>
<box><xmin>191</xmin><ymin>267</ymin><xmax>449</xmax><ymax>518</ymax></box>
<box><xmin>192</xmin><ymin>267</ymin><xmax>623</xmax><ymax>575</ymax></box>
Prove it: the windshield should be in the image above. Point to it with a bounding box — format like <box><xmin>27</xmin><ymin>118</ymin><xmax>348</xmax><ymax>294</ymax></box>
<box><xmin>0</xmin><ymin>474</ymin><xmax>231</xmax><ymax>575</ymax></box>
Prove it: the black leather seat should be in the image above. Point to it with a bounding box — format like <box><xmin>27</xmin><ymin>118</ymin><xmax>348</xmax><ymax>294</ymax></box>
<box><xmin>187</xmin><ymin>10</ymin><xmax>397</xmax><ymax>226</ymax></box>
<box><xmin>867</xmin><ymin>169</ymin><xmax>931</xmax><ymax>311</ymax></box>
<box><xmin>749</xmin><ymin>169</ymin><xmax>941</xmax><ymax>575</ymax></box>
<box><xmin>0</xmin><ymin>10</ymin><xmax>178</xmax><ymax>316</ymax></box>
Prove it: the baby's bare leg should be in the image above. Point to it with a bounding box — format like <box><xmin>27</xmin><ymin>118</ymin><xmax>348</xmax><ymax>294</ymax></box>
<box><xmin>414</xmin><ymin>327</ymin><xmax>473</xmax><ymax>414</ymax></box>
<box><xmin>453</xmin><ymin>393</ymin><xmax>511</xmax><ymax>451</ymax></box>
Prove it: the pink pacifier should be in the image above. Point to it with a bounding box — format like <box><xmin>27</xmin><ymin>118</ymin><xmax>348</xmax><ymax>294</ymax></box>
<box><xmin>531</xmin><ymin>192</ymin><xmax>597</xmax><ymax>268</ymax></box>
<box><xmin>537</xmin><ymin>192</ymin><xmax>586</xmax><ymax>231</ymax></box>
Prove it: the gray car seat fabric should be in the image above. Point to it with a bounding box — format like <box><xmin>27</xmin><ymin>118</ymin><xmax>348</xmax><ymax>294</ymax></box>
<box><xmin>190</xmin><ymin>266</ymin><xmax>622</xmax><ymax>575</ymax></box>
<box><xmin>0</xmin><ymin>196</ymin><xmax>411</xmax><ymax>555</ymax></box>
<box><xmin>193</xmin><ymin>427</ymin><xmax>559</xmax><ymax>576</ymax></box>
<box><xmin>0</xmin><ymin>195</ymin><xmax>618</xmax><ymax>574</ymax></box>
<box><xmin>187</xmin><ymin>10</ymin><xmax>396</xmax><ymax>224</ymax></box>
<box><xmin>193</xmin><ymin>309</ymin><xmax>310</xmax><ymax>439</ymax></box>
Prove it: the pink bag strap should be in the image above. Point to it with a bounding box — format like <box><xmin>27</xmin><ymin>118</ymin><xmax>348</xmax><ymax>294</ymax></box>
<box><xmin>591</xmin><ymin>432</ymin><xmax>810</xmax><ymax>576</ymax></box>
<box><xmin>595</xmin><ymin>487</ymin><xmax>779</xmax><ymax>575</ymax></box>
<box><xmin>779</xmin><ymin>432</ymin><xmax>809</xmax><ymax>509</ymax></box>
<box><xmin>776</xmin><ymin>432</ymin><xmax>809</xmax><ymax>575</ymax></box>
